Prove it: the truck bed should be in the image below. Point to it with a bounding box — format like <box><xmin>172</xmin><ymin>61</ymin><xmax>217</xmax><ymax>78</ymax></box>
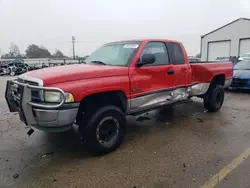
<box><xmin>190</xmin><ymin>61</ymin><xmax>233</xmax><ymax>83</ymax></box>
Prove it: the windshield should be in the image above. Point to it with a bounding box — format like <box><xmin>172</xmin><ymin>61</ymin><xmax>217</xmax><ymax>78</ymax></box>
<box><xmin>234</xmin><ymin>60</ymin><xmax>250</xmax><ymax>70</ymax></box>
<box><xmin>84</xmin><ymin>42</ymin><xmax>141</xmax><ymax>66</ymax></box>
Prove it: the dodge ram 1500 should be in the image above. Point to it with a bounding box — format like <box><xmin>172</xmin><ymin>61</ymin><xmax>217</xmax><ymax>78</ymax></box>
<box><xmin>5</xmin><ymin>39</ymin><xmax>233</xmax><ymax>155</ymax></box>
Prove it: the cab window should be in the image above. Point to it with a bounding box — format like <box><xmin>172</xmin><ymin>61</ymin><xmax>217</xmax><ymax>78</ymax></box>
<box><xmin>141</xmin><ymin>42</ymin><xmax>170</xmax><ymax>65</ymax></box>
<box><xmin>166</xmin><ymin>42</ymin><xmax>185</xmax><ymax>64</ymax></box>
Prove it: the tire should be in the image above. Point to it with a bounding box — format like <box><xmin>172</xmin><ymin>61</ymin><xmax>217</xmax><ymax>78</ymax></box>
<box><xmin>81</xmin><ymin>105</ymin><xmax>126</xmax><ymax>156</ymax></box>
<box><xmin>10</xmin><ymin>71</ymin><xmax>15</xmax><ymax>76</ymax></box>
<box><xmin>203</xmin><ymin>84</ymin><xmax>224</xmax><ymax>112</ymax></box>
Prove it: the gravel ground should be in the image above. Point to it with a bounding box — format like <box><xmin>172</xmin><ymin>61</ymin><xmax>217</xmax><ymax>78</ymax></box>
<box><xmin>0</xmin><ymin>76</ymin><xmax>250</xmax><ymax>188</ymax></box>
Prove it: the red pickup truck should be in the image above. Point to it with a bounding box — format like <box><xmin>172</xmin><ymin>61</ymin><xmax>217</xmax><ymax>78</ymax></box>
<box><xmin>5</xmin><ymin>39</ymin><xmax>233</xmax><ymax>155</ymax></box>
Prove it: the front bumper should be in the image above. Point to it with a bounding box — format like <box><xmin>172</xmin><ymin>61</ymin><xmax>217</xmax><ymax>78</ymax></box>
<box><xmin>5</xmin><ymin>79</ymin><xmax>79</xmax><ymax>132</ymax></box>
<box><xmin>229</xmin><ymin>78</ymin><xmax>250</xmax><ymax>90</ymax></box>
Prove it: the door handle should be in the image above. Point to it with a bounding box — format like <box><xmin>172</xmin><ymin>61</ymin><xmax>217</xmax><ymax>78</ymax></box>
<box><xmin>167</xmin><ymin>70</ymin><xmax>175</xmax><ymax>75</ymax></box>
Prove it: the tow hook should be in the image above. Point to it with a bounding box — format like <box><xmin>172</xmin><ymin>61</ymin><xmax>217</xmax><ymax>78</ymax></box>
<box><xmin>27</xmin><ymin>128</ymin><xmax>34</xmax><ymax>136</ymax></box>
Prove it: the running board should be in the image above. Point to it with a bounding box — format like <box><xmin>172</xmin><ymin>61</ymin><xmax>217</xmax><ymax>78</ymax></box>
<box><xmin>129</xmin><ymin>99</ymin><xmax>193</xmax><ymax>116</ymax></box>
<box><xmin>174</xmin><ymin>98</ymin><xmax>193</xmax><ymax>105</ymax></box>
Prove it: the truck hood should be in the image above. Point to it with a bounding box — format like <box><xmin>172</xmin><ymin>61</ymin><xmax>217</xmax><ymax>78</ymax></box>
<box><xmin>21</xmin><ymin>64</ymin><xmax>128</xmax><ymax>85</ymax></box>
<box><xmin>233</xmin><ymin>69</ymin><xmax>250</xmax><ymax>79</ymax></box>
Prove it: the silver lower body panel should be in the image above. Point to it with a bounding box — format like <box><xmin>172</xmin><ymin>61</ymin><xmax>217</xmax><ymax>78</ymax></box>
<box><xmin>5</xmin><ymin>79</ymin><xmax>79</xmax><ymax>132</ymax></box>
<box><xmin>188</xmin><ymin>83</ymin><xmax>210</xmax><ymax>96</ymax></box>
<box><xmin>224</xmin><ymin>79</ymin><xmax>233</xmax><ymax>88</ymax></box>
<box><xmin>32</xmin><ymin>108</ymin><xmax>78</xmax><ymax>132</ymax></box>
<box><xmin>128</xmin><ymin>83</ymin><xmax>211</xmax><ymax>114</ymax></box>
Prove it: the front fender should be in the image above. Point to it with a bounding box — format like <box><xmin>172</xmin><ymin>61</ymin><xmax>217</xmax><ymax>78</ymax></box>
<box><xmin>47</xmin><ymin>75</ymin><xmax>130</xmax><ymax>102</ymax></box>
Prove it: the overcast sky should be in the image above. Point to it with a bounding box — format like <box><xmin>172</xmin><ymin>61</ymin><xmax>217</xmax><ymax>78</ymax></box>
<box><xmin>0</xmin><ymin>0</ymin><xmax>250</xmax><ymax>57</ymax></box>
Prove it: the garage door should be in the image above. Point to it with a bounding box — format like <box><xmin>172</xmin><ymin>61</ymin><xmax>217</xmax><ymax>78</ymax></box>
<box><xmin>239</xmin><ymin>39</ymin><xmax>250</xmax><ymax>56</ymax></box>
<box><xmin>208</xmin><ymin>41</ymin><xmax>231</xmax><ymax>61</ymax></box>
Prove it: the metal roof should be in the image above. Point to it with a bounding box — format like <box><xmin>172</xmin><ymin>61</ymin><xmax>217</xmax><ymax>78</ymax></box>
<box><xmin>201</xmin><ymin>17</ymin><xmax>250</xmax><ymax>38</ymax></box>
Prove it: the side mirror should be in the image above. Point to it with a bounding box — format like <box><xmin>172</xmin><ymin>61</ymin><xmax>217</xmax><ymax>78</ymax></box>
<box><xmin>137</xmin><ymin>54</ymin><xmax>156</xmax><ymax>67</ymax></box>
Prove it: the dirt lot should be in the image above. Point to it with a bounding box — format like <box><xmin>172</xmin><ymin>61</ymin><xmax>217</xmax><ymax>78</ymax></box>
<box><xmin>0</xmin><ymin>76</ymin><xmax>250</xmax><ymax>188</ymax></box>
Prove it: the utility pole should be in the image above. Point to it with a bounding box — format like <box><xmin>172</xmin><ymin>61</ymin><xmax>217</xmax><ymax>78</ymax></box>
<box><xmin>72</xmin><ymin>36</ymin><xmax>76</xmax><ymax>59</ymax></box>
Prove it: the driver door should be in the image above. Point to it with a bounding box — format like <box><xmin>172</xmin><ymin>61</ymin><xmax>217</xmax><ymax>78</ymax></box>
<box><xmin>129</xmin><ymin>41</ymin><xmax>175</xmax><ymax>113</ymax></box>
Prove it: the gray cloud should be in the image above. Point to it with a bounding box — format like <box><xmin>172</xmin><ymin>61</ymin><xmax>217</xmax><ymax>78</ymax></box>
<box><xmin>0</xmin><ymin>0</ymin><xmax>249</xmax><ymax>57</ymax></box>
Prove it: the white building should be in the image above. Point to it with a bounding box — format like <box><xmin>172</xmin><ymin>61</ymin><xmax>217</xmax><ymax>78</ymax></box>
<box><xmin>23</xmin><ymin>58</ymin><xmax>50</xmax><ymax>66</ymax></box>
<box><xmin>50</xmin><ymin>59</ymin><xmax>80</xmax><ymax>64</ymax></box>
<box><xmin>201</xmin><ymin>18</ymin><xmax>250</xmax><ymax>61</ymax></box>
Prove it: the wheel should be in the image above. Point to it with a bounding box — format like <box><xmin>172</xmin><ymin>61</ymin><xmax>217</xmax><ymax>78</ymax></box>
<box><xmin>10</xmin><ymin>71</ymin><xmax>15</xmax><ymax>76</ymax></box>
<box><xmin>203</xmin><ymin>84</ymin><xmax>224</xmax><ymax>112</ymax></box>
<box><xmin>80</xmin><ymin>105</ymin><xmax>126</xmax><ymax>156</ymax></box>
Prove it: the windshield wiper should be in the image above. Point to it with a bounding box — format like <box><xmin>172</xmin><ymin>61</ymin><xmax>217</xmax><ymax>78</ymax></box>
<box><xmin>90</xmin><ymin>61</ymin><xmax>106</xmax><ymax>65</ymax></box>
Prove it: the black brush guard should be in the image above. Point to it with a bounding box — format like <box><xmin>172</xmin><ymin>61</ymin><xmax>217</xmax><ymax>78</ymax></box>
<box><xmin>5</xmin><ymin>80</ymin><xmax>66</xmax><ymax>126</ymax></box>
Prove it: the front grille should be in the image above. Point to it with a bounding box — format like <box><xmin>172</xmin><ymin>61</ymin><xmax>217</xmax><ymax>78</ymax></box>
<box><xmin>17</xmin><ymin>78</ymin><xmax>42</xmax><ymax>102</ymax></box>
<box><xmin>231</xmin><ymin>78</ymin><xmax>249</xmax><ymax>87</ymax></box>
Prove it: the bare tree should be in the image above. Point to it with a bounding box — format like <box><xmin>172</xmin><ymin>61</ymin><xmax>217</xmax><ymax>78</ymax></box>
<box><xmin>53</xmin><ymin>49</ymin><xmax>65</xmax><ymax>59</ymax></box>
<box><xmin>1</xmin><ymin>43</ymin><xmax>21</xmax><ymax>59</ymax></box>
<box><xmin>9</xmin><ymin>43</ymin><xmax>20</xmax><ymax>57</ymax></box>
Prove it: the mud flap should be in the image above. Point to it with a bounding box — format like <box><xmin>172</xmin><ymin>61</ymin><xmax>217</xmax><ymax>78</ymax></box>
<box><xmin>27</xmin><ymin>128</ymin><xmax>34</xmax><ymax>136</ymax></box>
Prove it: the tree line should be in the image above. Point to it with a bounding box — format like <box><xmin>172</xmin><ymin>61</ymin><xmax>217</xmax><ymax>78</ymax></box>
<box><xmin>1</xmin><ymin>43</ymin><xmax>67</xmax><ymax>59</ymax></box>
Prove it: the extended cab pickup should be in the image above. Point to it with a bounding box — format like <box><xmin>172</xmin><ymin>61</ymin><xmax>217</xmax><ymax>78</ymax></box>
<box><xmin>5</xmin><ymin>39</ymin><xmax>233</xmax><ymax>155</ymax></box>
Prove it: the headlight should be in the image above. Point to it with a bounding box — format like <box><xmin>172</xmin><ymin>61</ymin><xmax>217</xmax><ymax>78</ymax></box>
<box><xmin>44</xmin><ymin>91</ymin><xmax>74</xmax><ymax>103</ymax></box>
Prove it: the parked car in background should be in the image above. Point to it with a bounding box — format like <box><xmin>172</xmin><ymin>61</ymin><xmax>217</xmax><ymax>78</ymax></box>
<box><xmin>8</xmin><ymin>62</ymin><xmax>28</xmax><ymax>76</ymax></box>
<box><xmin>28</xmin><ymin>65</ymin><xmax>40</xmax><ymax>71</ymax></box>
<box><xmin>238</xmin><ymin>53</ymin><xmax>250</xmax><ymax>61</ymax></box>
<box><xmin>229</xmin><ymin>60</ymin><xmax>250</xmax><ymax>90</ymax></box>
<box><xmin>0</xmin><ymin>65</ymin><xmax>10</xmax><ymax>75</ymax></box>
<box><xmin>0</xmin><ymin>61</ymin><xmax>28</xmax><ymax>76</ymax></box>
<box><xmin>0</xmin><ymin>66</ymin><xmax>8</xmax><ymax>75</ymax></box>
<box><xmin>1</xmin><ymin>59</ymin><xmax>81</xmax><ymax>76</ymax></box>
<box><xmin>215</xmin><ymin>57</ymin><xmax>230</xmax><ymax>61</ymax></box>
<box><xmin>188</xmin><ymin>56</ymin><xmax>201</xmax><ymax>62</ymax></box>
<box><xmin>215</xmin><ymin>56</ymin><xmax>238</xmax><ymax>64</ymax></box>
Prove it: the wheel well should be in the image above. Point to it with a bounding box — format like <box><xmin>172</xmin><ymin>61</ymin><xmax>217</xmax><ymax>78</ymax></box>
<box><xmin>75</xmin><ymin>91</ymin><xmax>127</xmax><ymax>125</ymax></box>
<box><xmin>201</xmin><ymin>74</ymin><xmax>225</xmax><ymax>98</ymax></box>
<box><xmin>210</xmin><ymin>74</ymin><xmax>225</xmax><ymax>87</ymax></box>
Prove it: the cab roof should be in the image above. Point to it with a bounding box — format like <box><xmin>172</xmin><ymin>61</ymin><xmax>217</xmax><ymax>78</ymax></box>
<box><xmin>106</xmin><ymin>39</ymin><xmax>182</xmax><ymax>45</ymax></box>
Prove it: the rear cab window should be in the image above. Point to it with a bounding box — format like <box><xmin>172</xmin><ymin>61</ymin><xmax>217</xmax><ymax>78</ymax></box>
<box><xmin>166</xmin><ymin>42</ymin><xmax>185</xmax><ymax>64</ymax></box>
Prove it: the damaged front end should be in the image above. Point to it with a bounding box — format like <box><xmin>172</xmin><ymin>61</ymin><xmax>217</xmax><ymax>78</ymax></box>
<box><xmin>5</xmin><ymin>77</ymin><xmax>79</xmax><ymax>133</ymax></box>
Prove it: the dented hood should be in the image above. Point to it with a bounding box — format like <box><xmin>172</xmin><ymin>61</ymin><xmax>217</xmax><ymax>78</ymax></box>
<box><xmin>21</xmin><ymin>64</ymin><xmax>128</xmax><ymax>85</ymax></box>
